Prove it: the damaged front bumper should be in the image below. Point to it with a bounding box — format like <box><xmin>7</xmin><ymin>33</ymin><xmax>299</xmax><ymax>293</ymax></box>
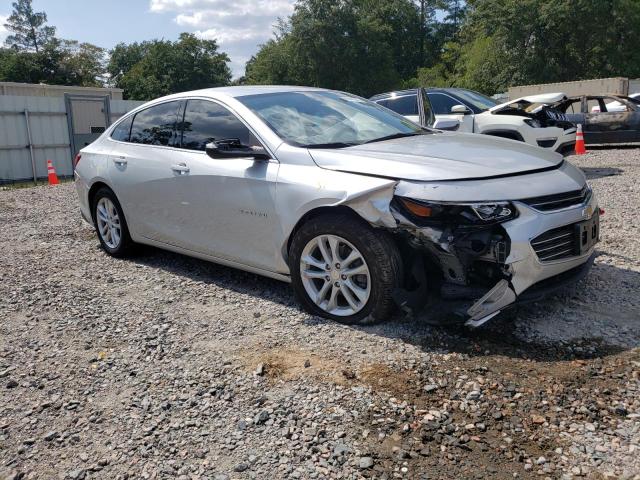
<box><xmin>390</xmin><ymin>186</ymin><xmax>599</xmax><ymax>327</ymax></box>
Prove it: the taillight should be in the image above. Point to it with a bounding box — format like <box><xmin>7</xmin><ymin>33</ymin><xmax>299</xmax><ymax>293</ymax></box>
<box><xmin>73</xmin><ymin>154</ymin><xmax>81</xmax><ymax>169</ymax></box>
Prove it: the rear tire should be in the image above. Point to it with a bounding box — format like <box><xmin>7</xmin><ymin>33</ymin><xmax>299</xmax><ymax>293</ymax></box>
<box><xmin>289</xmin><ymin>213</ymin><xmax>402</xmax><ymax>324</ymax></box>
<box><xmin>92</xmin><ymin>187</ymin><xmax>134</xmax><ymax>258</ymax></box>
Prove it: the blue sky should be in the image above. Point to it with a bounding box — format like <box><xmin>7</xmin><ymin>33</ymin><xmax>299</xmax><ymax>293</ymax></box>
<box><xmin>0</xmin><ymin>0</ymin><xmax>296</xmax><ymax>77</ymax></box>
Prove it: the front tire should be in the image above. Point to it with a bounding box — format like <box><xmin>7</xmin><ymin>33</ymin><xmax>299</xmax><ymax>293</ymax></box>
<box><xmin>92</xmin><ymin>187</ymin><xmax>134</xmax><ymax>257</ymax></box>
<box><xmin>289</xmin><ymin>213</ymin><xmax>402</xmax><ymax>324</ymax></box>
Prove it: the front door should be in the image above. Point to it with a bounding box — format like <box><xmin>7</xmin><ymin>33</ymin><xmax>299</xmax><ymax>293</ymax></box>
<box><xmin>584</xmin><ymin>96</ymin><xmax>640</xmax><ymax>144</ymax></box>
<box><xmin>162</xmin><ymin>98</ymin><xmax>281</xmax><ymax>272</ymax></box>
<box><xmin>427</xmin><ymin>92</ymin><xmax>475</xmax><ymax>132</ymax></box>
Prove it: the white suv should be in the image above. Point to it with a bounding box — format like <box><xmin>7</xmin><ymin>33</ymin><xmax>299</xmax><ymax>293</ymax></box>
<box><xmin>371</xmin><ymin>88</ymin><xmax>577</xmax><ymax>154</ymax></box>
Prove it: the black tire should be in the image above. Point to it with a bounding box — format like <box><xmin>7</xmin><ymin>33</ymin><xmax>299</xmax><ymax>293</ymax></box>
<box><xmin>289</xmin><ymin>213</ymin><xmax>403</xmax><ymax>324</ymax></box>
<box><xmin>91</xmin><ymin>187</ymin><xmax>134</xmax><ymax>258</ymax></box>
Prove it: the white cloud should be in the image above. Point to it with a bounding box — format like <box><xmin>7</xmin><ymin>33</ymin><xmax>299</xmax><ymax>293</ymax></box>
<box><xmin>0</xmin><ymin>15</ymin><xmax>9</xmax><ymax>45</ymax></box>
<box><xmin>149</xmin><ymin>0</ymin><xmax>294</xmax><ymax>77</ymax></box>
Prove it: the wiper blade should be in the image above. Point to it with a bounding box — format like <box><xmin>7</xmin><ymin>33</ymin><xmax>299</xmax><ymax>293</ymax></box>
<box><xmin>305</xmin><ymin>142</ymin><xmax>356</xmax><ymax>149</ymax></box>
<box><xmin>363</xmin><ymin>132</ymin><xmax>423</xmax><ymax>144</ymax></box>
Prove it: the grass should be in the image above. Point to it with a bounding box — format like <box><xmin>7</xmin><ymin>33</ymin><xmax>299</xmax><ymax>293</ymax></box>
<box><xmin>0</xmin><ymin>177</ymin><xmax>73</xmax><ymax>190</ymax></box>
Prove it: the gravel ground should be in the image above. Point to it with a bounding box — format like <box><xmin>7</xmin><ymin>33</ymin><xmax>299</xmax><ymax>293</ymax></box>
<box><xmin>1</xmin><ymin>148</ymin><xmax>639</xmax><ymax>480</ymax></box>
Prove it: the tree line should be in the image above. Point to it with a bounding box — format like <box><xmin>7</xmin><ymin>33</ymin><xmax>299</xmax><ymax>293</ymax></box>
<box><xmin>2</xmin><ymin>0</ymin><xmax>640</xmax><ymax>101</ymax></box>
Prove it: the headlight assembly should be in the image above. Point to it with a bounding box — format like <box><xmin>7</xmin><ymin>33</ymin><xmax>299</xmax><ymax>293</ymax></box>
<box><xmin>396</xmin><ymin>197</ymin><xmax>517</xmax><ymax>226</ymax></box>
<box><xmin>524</xmin><ymin>118</ymin><xmax>542</xmax><ymax>128</ymax></box>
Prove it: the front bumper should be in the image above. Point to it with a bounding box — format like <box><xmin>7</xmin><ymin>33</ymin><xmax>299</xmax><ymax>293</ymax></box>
<box><xmin>463</xmin><ymin>192</ymin><xmax>599</xmax><ymax>326</ymax></box>
<box><xmin>525</xmin><ymin>127</ymin><xmax>576</xmax><ymax>153</ymax></box>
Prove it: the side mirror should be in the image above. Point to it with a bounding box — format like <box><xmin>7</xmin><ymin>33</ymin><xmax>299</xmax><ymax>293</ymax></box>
<box><xmin>205</xmin><ymin>139</ymin><xmax>270</xmax><ymax>160</ymax></box>
<box><xmin>433</xmin><ymin>118</ymin><xmax>460</xmax><ymax>131</ymax></box>
<box><xmin>451</xmin><ymin>104</ymin><xmax>471</xmax><ymax>114</ymax></box>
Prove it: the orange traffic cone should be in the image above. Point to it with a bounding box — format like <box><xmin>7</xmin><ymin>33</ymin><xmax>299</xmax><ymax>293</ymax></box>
<box><xmin>574</xmin><ymin>124</ymin><xmax>587</xmax><ymax>155</ymax></box>
<box><xmin>47</xmin><ymin>159</ymin><xmax>59</xmax><ymax>185</ymax></box>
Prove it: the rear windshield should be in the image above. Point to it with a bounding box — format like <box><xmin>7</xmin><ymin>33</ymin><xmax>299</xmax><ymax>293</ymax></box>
<box><xmin>449</xmin><ymin>89</ymin><xmax>498</xmax><ymax>112</ymax></box>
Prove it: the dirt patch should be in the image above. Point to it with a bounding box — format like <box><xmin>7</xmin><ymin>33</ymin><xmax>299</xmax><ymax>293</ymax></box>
<box><xmin>238</xmin><ymin>347</ymin><xmax>348</xmax><ymax>384</ymax></box>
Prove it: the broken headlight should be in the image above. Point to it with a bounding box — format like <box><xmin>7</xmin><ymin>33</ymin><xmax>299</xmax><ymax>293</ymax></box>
<box><xmin>395</xmin><ymin>197</ymin><xmax>517</xmax><ymax>226</ymax></box>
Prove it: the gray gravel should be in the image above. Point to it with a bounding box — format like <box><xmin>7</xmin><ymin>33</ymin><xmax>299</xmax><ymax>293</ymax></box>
<box><xmin>1</xmin><ymin>147</ymin><xmax>639</xmax><ymax>479</ymax></box>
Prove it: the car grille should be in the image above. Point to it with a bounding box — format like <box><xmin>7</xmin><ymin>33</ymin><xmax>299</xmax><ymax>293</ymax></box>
<box><xmin>530</xmin><ymin>224</ymin><xmax>579</xmax><ymax>262</ymax></box>
<box><xmin>520</xmin><ymin>185</ymin><xmax>590</xmax><ymax>211</ymax></box>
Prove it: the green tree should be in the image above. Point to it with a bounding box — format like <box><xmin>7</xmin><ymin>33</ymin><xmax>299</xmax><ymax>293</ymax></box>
<box><xmin>0</xmin><ymin>40</ymin><xmax>105</xmax><ymax>86</ymax></box>
<box><xmin>448</xmin><ymin>0</ymin><xmax>640</xmax><ymax>94</ymax></box>
<box><xmin>108</xmin><ymin>33</ymin><xmax>232</xmax><ymax>100</ymax></box>
<box><xmin>245</xmin><ymin>0</ymin><xmax>424</xmax><ymax>97</ymax></box>
<box><xmin>3</xmin><ymin>0</ymin><xmax>56</xmax><ymax>52</ymax></box>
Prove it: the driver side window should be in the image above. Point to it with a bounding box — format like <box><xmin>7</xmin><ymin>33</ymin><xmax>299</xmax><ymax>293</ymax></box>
<box><xmin>180</xmin><ymin>99</ymin><xmax>256</xmax><ymax>151</ymax></box>
<box><xmin>428</xmin><ymin>93</ymin><xmax>462</xmax><ymax>115</ymax></box>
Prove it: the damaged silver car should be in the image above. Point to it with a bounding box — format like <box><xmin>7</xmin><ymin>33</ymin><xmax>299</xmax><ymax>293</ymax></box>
<box><xmin>75</xmin><ymin>86</ymin><xmax>600</xmax><ymax>327</ymax></box>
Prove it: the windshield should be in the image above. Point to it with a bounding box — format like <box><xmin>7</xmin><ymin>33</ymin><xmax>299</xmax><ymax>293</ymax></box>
<box><xmin>450</xmin><ymin>89</ymin><xmax>498</xmax><ymax>112</ymax></box>
<box><xmin>237</xmin><ymin>91</ymin><xmax>425</xmax><ymax>148</ymax></box>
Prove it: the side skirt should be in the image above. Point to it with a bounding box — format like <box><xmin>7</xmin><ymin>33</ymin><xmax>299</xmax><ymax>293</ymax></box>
<box><xmin>135</xmin><ymin>236</ymin><xmax>292</xmax><ymax>284</ymax></box>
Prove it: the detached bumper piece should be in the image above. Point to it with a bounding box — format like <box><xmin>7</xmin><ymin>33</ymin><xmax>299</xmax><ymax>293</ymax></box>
<box><xmin>463</xmin><ymin>252</ymin><xmax>596</xmax><ymax>327</ymax></box>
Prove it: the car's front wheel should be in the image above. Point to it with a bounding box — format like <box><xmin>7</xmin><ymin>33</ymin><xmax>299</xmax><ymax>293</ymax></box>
<box><xmin>92</xmin><ymin>187</ymin><xmax>134</xmax><ymax>257</ymax></box>
<box><xmin>289</xmin><ymin>213</ymin><xmax>402</xmax><ymax>324</ymax></box>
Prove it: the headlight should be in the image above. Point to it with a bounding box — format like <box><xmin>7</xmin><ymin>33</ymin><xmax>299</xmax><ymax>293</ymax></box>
<box><xmin>524</xmin><ymin>118</ymin><xmax>542</xmax><ymax>128</ymax></box>
<box><xmin>396</xmin><ymin>197</ymin><xmax>517</xmax><ymax>226</ymax></box>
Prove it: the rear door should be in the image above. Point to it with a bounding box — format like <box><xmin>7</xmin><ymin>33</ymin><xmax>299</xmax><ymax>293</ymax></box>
<box><xmin>107</xmin><ymin>100</ymin><xmax>184</xmax><ymax>243</ymax></box>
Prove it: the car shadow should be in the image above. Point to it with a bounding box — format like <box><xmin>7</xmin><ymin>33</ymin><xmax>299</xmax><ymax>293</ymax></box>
<box><xmin>129</xmin><ymin>246</ymin><xmax>639</xmax><ymax>363</ymax></box>
<box><xmin>580</xmin><ymin>166</ymin><xmax>624</xmax><ymax>180</ymax></box>
<box><xmin>586</xmin><ymin>144</ymin><xmax>640</xmax><ymax>150</ymax></box>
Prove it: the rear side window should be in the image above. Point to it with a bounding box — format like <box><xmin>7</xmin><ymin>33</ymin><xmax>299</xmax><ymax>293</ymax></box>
<box><xmin>111</xmin><ymin>116</ymin><xmax>133</xmax><ymax>142</ymax></box>
<box><xmin>377</xmin><ymin>95</ymin><xmax>418</xmax><ymax>116</ymax></box>
<box><xmin>130</xmin><ymin>101</ymin><xmax>180</xmax><ymax>146</ymax></box>
<box><xmin>428</xmin><ymin>93</ymin><xmax>462</xmax><ymax>115</ymax></box>
<box><xmin>181</xmin><ymin>99</ymin><xmax>252</xmax><ymax>151</ymax></box>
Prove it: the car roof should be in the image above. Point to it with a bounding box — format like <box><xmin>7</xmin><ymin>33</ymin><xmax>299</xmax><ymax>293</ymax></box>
<box><xmin>149</xmin><ymin>85</ymin><xmax>330</xmax><ymax>103</ymax></box>
<box><xmin>370</xmin><ymin>89</ymin><xmax>418</xmax><ymax>101</ymax></box>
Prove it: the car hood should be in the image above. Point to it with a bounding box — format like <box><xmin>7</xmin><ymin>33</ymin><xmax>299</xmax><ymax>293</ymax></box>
<box><xmin>489</xmin><ymin>92</ymin><xmax>568</xmax><ymax>113</ymax></box>
<box><xmin>308</xmin><ymin>132</ymin><xmax>563</xmax><ymax>182</ymax></box>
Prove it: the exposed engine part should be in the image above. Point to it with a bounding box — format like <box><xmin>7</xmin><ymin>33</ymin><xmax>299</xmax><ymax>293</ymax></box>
<box><xmin>391</xmin><ymin>252</ymin><xmax>429</xmax><ymax>315</ymax></box>
<box><xmin>494</xmin><ymin>105</ymin><xmax>574</xmax><ymax>130</ymax></box>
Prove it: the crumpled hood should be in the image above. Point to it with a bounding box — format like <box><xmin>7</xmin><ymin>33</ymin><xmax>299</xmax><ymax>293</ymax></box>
<box><xmin>489</xmin><ymin>92</ymin><xmax>568</xmax><ymax>113</ymax></box>
<box><xmin>309</xmin><ymin>132</ymin><xmax>563</xmax><ymax>182</ymax></box>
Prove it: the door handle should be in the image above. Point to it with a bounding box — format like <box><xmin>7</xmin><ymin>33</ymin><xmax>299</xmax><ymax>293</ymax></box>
<box><xmin>171</xmin><ymin>163</ymin><xmax>190</xmax><ymax>174</ymax></box>
<box><xmin>113</xmin><ymin>157</ymin><xmax>127</xmax><ymax>166</ymax></box>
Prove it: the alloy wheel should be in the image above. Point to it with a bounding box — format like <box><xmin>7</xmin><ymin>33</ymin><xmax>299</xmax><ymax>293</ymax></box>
<box><xmin>96</xmin><ymin>197</ymin><xmax>122</xmax><ymax>249</ymax></box>
<box><xmin>299</xmin><ymin>234</ymin><xmax>371</xmax><ymax>316</ymax></box>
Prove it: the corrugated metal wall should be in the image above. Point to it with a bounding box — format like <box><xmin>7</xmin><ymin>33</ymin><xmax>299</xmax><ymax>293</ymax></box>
<box><xmin>0</xmin><ymin>82</ymin><xmax>124</xmax><ymax>100</ymax></box>
<box><xmin>0</xmin><ymin>96</ymin><xmax>70</xmax><ymax>182</ymax></box>
<box><xmin>0</xmin><ymin>95</ymin><xmax>143</xmax><ymax>183</ymax></box>
<box><xmin>508</xmin><ymin>77</ymin><xmax>629</xmax><ymax>99</ymax></box>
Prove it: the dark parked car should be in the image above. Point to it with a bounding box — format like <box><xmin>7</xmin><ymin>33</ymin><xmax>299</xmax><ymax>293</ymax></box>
<box><xmin>554</xmin><ymin>95</ymin><xmax>640</xmax><ymax>144</ymax></box>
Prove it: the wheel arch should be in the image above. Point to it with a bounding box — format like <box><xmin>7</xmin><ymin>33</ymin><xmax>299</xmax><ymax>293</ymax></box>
<box><xmin>88</xmin><ymin>181</ymin><xmax>113</xmax><ymax>220</ymax></box>
<box><xmin>283</xmin><ymin>205</ymin><xmax>369</xmax><ymax>262</ymax></box>
<box><xmin>481</xmin><ymin>129</ymin><xmax>525</xmax><ymax>142</ymax></box>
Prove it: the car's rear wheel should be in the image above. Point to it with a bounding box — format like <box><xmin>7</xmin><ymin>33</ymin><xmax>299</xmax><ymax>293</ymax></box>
<box><xmin>289</xmin><ymin>213</ymin><xmax>402</xmax><ymax>324</ymax></box>
<box><xmin>92</xmin><ymin>187</ymin><xmax>134</xmax><ymax>257</ymax></box>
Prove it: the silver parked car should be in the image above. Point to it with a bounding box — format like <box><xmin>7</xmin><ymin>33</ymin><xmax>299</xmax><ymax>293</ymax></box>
<box><xmin>75</xmin><ymin>86</ymin><xmax>599</xmax><ymax>327</ymax></box>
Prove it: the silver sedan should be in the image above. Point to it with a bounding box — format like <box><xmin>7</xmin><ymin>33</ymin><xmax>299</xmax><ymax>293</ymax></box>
<box><xmin>74</xmin><ymin>86</ymin><xmax>599</xmax><ymax>326</ymax></box>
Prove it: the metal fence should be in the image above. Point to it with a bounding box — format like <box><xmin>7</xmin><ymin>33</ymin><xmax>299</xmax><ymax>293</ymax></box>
<box><xmin>0</xmin><ymin>95</ymin><xmax>143</xmax><ymax>184</ymax></box>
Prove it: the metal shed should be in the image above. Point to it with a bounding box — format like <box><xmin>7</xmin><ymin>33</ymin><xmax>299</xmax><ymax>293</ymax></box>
<box><xmin>0</xmin><ymin>82</ymin><xmax>143</xmax><ymax>184</ymax></box>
